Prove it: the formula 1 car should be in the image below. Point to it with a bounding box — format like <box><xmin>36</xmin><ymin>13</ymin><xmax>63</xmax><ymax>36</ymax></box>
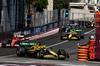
<box><xmin>1</xmin><ymin>35</ymin><xmax>27</xmax><ymax>48</ymax></box>
<box><xmin>16</xmin><ymin>43</ymin><xmax>69</xmax><ymax>60</ymax></box>
<box><xmin>59</xmin><ymin>24</ymin><xmax>79</xmax><ymax>33</ymax></box>
<box><xmin>85</xmin><ymin>21</ymin><xmax>94</xmax><ymax>28</ymax></box>
<box><xmin>59</xmin><ymin>26</ymin><xmax>72</xmax><ymax>33</ymax></box>
<box><xmin>59</xmin><ymin>26</ymin><xmax>66</xmax><ymax>33</ymax></box>
<box><xmin>60</xmin><ymin>29</ymin><xmax>84</xmax><ymax>40</ymax></box>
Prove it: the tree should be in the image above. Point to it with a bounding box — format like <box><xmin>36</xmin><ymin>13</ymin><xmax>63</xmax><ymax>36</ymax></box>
<box><xmin>53</xmin><ymin>0</ymin><xmax>70</xmax><ymax>23</ymax></box>
<box><xmin>53</xmin><ymin>0</ymin><xmax>70</xmax><ymax>10</ymax></box>
<box><xmin>26</xmin><ymin>0</ymin><xmax>48</xmax><ymax>12</ymax></box>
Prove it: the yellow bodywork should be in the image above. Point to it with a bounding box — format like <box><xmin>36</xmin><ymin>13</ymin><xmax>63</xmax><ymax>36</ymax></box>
<box><xmin>91</xmin><ymin>24</ymin><xmax>93</xmax><ymax>27</ymax></box>
<box><xmin>68</xmin><ymin>34</ymin><xmax>72</xmax><ymax>38</ymax></box>
<box><xmin>28</xmin><ymin>44</ymin><xmax>46</xmax><ymax>54</ymax></box>
<box><xmin>71</xmin><ymin>37</ymin><xmax>78</xmax><ymax>39</ymax></box>
<box><xmin>44</xmin><ymin>55</ymin><xmax>54</xmax><ymax>58</ymax></box>
<box><xmin>44</xmin><ymin>55</ymin><xmax>65</xmax><ymax>58</ymax></box>
<box><xmin>26</xmin><ymin>43</ymin><xmax>66</xmax><ymax>59</ymax></box>
<box><xmin>62</xmin><ymin>37</ymin><xmax>67</xmax><ymax>39</ymax></box>
<box><xmin>70</xmin><ymin>31</ymin><xmax>77</xmax><ymax>35</ymax></box>
<box><xmin>49</xmin><ymin>51</ymin><xmax>57</xmax><ymax>56</ymax></box>
<box><xmin>59</xmin><ymin>55</ymin><xmax>65</xmax><ymax>58</ymax></box>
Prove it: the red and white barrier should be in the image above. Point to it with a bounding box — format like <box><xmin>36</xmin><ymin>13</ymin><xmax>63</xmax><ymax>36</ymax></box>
<box><xmin>26</xmin><ymin>28</ymin><xmax>59</xmax><ymax>40</ymax></box>
<box><xmin>0</xmin><ymin>28</ymin><xmax>59</xmax><ymax>47</ymax></box>
<box><xmin>0</xmin><ymin>43</ymin><xmax>1</xmax><ymax>47</ymax></box>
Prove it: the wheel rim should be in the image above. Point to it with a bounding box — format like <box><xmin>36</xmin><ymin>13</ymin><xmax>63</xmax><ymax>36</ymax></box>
<box><xmin>37</xmin><ymin>51</ymin><xmax>40</xmax><ymax>57</ymax></box>
<box><xmin>17</xmin><ymin>50</ymin><xmax>19</xmax><ymax>54</ymax></box>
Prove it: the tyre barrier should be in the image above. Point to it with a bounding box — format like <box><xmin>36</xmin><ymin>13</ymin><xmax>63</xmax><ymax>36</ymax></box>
<box><xmin>77</xmin><ymin>46</ymin><xmax>89</xmax><ymax>61</ymax></box>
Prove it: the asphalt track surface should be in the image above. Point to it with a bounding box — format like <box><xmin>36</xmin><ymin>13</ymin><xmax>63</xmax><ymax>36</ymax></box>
<box><xmin>0</xmin><ymin>27</ymin><xmax>100</xmax><ymax>66</ymax></box>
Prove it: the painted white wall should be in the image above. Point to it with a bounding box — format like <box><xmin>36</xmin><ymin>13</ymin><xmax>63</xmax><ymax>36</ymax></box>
<box><xmin>1</xmin><ymin>0</ymin><xmax>10</xmax><ymax>31</ymax></box>
<box><xmin>70</xmin><ymin>9</ymin><xmax>94</xmax><ymax>21</ymax></box>
<box><xmin>47</xmin><ymin>0</ymin><xmax>53</xmax><ymax>11</ymax></box>
<box><xmin>70</xmin><ymin>0</ymin><xmax>100</xmax><ymax>10</ymax></box>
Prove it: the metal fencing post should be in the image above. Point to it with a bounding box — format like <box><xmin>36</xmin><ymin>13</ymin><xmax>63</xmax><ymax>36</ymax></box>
<box><xmin>78</xmin><ymin>13</ymin><xmax>80</xmax><ymax>28</ymax></box>
<box><xmin>80</xmin><ymin>18</ymin><xmax>82</xmax><ymax>27</ymax></box>
<box><xmin>72</xmin><ymin>13</ymin><xmax>74</xmax><ymax>24</ymax></box>
<box><xmin>38</xmin><ymin>12</ymin><xmax>39</xmax><ymax>26</ymax></box>
<box><xmin>34</xmin><ymin>8</ymin><xmax>36</xmax><ymax>27</ymax></box>
<box><xmin>43</xmin><ymin>12</ymin><xmax>45</xmax><ymax>25</ymax></box>
<box><xmin>84</xmin><ymin>13</ymin><xmax>86</xmax><ymax>28</ymax></box>
<box><xmin>47</xmin><ymin>11</ymin><xmax>48</xmax><ymax>24</ymax></box>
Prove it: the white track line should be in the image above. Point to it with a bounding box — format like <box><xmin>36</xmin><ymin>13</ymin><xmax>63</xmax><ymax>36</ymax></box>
<box><xmin>46</xmin><ymin>40</ymin><xmax>68</xmax><ymax>48</ymax></box>
<box><xmin>0</xmin><ymin>28</ymin><xmax>95</xmax><ymax>58</ymax></box>
<box><xmin>0</xmin><ymin>54</ymin><xmax>16</xmax><ymax>58</ymax></box>
<box><xmin>59</xmin><ymin>64</ymin><xmax>87</xmax><ymax>66</ymax></box>
<box><xmin>84</xmin><ymin>28</ymin><xmax>95</xmax><ymax>35</ymax></box>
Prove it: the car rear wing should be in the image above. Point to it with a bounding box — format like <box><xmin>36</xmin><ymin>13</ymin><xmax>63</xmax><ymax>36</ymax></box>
<box><xmin>20</xmin><ymin>43</ymin><xmax>37</xmax><ymax>46</ymax></box>
<box><xmin>70</xmin><ymin>29</ymin><xmax>82</xmax><ymax>32</ymax></box>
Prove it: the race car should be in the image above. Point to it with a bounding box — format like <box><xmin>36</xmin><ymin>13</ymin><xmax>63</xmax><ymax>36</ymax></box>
<box><xmin>59</xmin><ymin>26</ymin><xmax>72</xmax><ymax>33</ymax></box>
<box><xmin>59</xmin><ymin>24</ymin><xmax>79</xmax><ymax>33</ymax></box>
<box><xmin>85</xmin><ymin>21</ymin><xmax>94</xmax><ymax>28</ymax></box>
<box><xmin>59</xmin><ymin>26</ymin><xmax>66</xmax><ymax>33</ymax></box>
<box><xmin>60</xmin><ymin>29</ymin><xmax>84</xmax><ymax>40</ymax></box>
<box><xmin>16</xmin><ymin>43</ymin><xmax>69</xmax><ymax>60</ymax></box>
<box><xmin>1</xmin><ymin>34</ymin><xmax>27</xmax><ymax>48</ymax></box>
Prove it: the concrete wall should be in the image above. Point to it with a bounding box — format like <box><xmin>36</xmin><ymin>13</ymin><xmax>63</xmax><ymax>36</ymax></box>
<box><xmin>47</xmin><ymin>0</ymin><xmax>53</xmax><ymax>11</ymax></box>
<box><xmin>70</xmin><ymin>8</ymin><xmax>94</xmax><ymax>21</ymax></box>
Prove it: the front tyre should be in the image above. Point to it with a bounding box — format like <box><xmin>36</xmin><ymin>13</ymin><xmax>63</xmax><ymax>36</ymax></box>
<box><xmin>16</xmin><ymin>47</ymin><xmax>26</xmax><ymax>56</ymax></box>
<box><xmin>38</xmin><ymin>48</ymin><xmax>45</xmax><ymax>59</ymax></box>
<box><xmin>2</xmin><ymin>40</ymin><xmax>7</xmax><ymax>48</ymax></box>
<box><xmin>80</xmin><ymin>35</ymin><xmax>84</xmax><ymax>39</ymax></box>
<box><xmin>57</xmin><ymin>49</ymin><xmax>66</xmax><ymax>60</ymax></box>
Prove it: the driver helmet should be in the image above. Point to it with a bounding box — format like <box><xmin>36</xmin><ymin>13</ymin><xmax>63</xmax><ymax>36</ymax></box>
<box><xmin>90</xmin><ymin>35</ymin><xmax>94</xmax><ymax>39</ymax></box>
<box><xmin>72</xmin><ymin>29</ymin><xmax>75</xmax><ymax>31</ymax></box>
<box><xmin>95</xmin><ymin>9</ymin><xmax>99</xmax><ymax>12</ymax></box>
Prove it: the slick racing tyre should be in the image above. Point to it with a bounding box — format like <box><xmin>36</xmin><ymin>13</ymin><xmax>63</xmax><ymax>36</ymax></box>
<box><xmin>39</xmin><ymin>48</ymin><xmax>45</xmax><ymax>59</ymax></box>
<box><xmin>2</xmin><ymin>40</ymin><xmax>7</xmax><ymax>48</ymax></box>
<box><xmin>57</xmin><ymin>49</ymin><xmax>67</xmax><ymax>60</ymax></box>
<box><xmin>80</xmin><ymin>35</ymin><xmax>84</xmax><ymax>39</ymax></box>
<box><xmin>16</xmin><ymin>47</ymin><xmax>26</xmax><ymax>56</ymax></box>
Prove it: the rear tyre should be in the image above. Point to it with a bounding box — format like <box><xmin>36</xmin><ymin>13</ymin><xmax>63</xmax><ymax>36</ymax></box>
<box><xmin>2</xmin><ymin>40</ymin><xmax>7</xmax><ymax>48</ymax></box>
<box><xmin>39</xmin><ymin>48</ymin><xmax>45</xmax><ymax>59</ymax></box>
<box><xmin>60</xmin><ymin>36</ymin><xmax>63</xmax><ymax>40</ymax></box>
<box><xmin>16</xmin><ymin>47</ymin><xmax>26</xmax><ymax>56</ymax></box>
<box><xmin>57</xmin><ymin>49</ymin><xmax>67</xmax><ymax>60</ymax></box>
<box><xmin>80</xmin><ymin>35</ymin><xmax>84</xmax><ymax>39</ymax></box>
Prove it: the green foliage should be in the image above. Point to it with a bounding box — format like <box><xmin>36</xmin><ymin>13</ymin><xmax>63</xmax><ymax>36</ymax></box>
<box><xmin>71</xmin><ymin>6</ymin><xmax>84</xmax><ymax>9</ymax></box>
<box><xmin>26</xmin><ymin>0</ymin><xmax>33</xmax><ymax>4</ymax></box>
<box><xmin>26</xmin><ymin>0</ymin><xmax>48</xmax><ymax>12</ymax></box>
<box><xmin>34</xmin><ymin>0</ymin><xmax>48</xmax><ymax>12</ymax></box>
<box><xmin>88</xmin><ymin>7</ymin><xmax>95</xmax><ymax>10</ymax></box>
<box><xmin>53</xmin><ymin>0</ymin><xmax>70</xmax><ymax>10</ymax></box>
